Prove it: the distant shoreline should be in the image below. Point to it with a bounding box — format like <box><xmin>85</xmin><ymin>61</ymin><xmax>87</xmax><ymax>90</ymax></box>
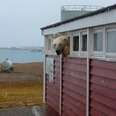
<box><xmin>0</xmin><ymin>48</ymin><xmax>44</xmax><ymax>63</ymax></box>
<box><xmin>0</xmin><ymin>47</ymin><xmax>44</xmax><ymax>52</ymax></box>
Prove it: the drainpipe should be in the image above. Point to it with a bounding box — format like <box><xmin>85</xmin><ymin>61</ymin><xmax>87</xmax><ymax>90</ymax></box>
<box><xmin>86</xmin><ymin>28</ymin><xmax>90</xmax><ymax>116</ymax></box>
<box><xmin>59</xmin><ymin>54</ymin><xmax>63</xmax><ymax>116</ymax></box>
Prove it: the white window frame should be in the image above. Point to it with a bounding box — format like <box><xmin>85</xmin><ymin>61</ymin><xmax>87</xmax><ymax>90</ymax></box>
<box><xmin>45</xmin><ymin>35</ymin><xmax>55</xmax><ymax>55</ymax></box>
<box><xmin>70</xmin><ymin>31</ymin><xmax>81</xmax><ymax>57</ymax></box>
<box><xmin>91</xmin><ymin>25</ymin><xmax>116</xmax><ymax>61</ymax></box>
<box><xmin>91</xmin><ymin>28</ymin><xmax>105</xmax><ymax>58</ymax></box>
<box><xmin>80</xmin><ymin>31</ymin><xmax>88</xmax><ymax>57</ymax></box>
<box><xmin>67</xmin><ymin>24</ymin><xmax>116</xmax><ymax>62</ymax></box>
<box><xmin>70</xmin><ymin>30</ymin><xmax>88</xmax><ymax>58</ymax></box>
<box><xmin>106</xmin><ymin>28</ymin><xmax>116</xmax><ymax>58</ymax></box>
<box><xmin>48</xmin><ymin>38</ymin><xmax>52</xmax><ymax>51</ymax></box>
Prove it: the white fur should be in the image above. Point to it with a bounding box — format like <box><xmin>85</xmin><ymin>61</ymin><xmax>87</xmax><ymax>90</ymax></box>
<box><xmin>53</xmin><ymin>35</ymin><xmax>69</xmax><ymax>56</ymax></box>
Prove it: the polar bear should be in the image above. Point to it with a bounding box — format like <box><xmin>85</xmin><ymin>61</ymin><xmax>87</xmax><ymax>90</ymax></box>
<box><xmin>53</xmin><ymin>35</ymin><xmax>70</xmax><ymax>57</ymax></box>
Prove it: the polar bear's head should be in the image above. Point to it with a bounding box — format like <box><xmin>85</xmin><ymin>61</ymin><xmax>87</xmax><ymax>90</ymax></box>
<box><xmin>53</xmin><ymin>35</ymin><xmax>69</xmax><ymax>56</ymax></box>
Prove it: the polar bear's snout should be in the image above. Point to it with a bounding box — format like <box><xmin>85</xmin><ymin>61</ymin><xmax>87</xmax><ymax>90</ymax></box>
<box><xmin>53</xmin><ymin>42</ymin><xmax>64</xmax><ymax>55</ymax></box>
<box><xmin>56</xmin><ymin>48</ymin><xmax>63</xmax><ymax>55</ymax></box>
<box><xmin>53</xmin><ymin>35</ymin><xmax>69</xmax><ymax>56</ymax></box>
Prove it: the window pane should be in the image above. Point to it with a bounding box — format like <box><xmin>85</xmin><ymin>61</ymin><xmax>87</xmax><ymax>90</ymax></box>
<box><xmin>73</xmin><ymin>36</ymin><xmax>79</xmax><ymax>51</ymax></box>
<box><xmin>107</xmin><ymin>31</ymin><xmax>116</xmax><ymax>52</ymax></box>
<box><xmin>82</xmin><ymin>34</ymin><xmax>87</xmax><ymax>51</ymax></box>
<box><xmin>93</xmin><ymin>32</ymin><xmax>103</xmax><ymax>51</ymax></box>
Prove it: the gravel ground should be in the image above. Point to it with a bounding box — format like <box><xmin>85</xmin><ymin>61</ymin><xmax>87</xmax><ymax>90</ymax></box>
<box><xmin>0</xmin><ymin>107</ymin><xmax>35</xmax><ymax>116</ymax></box>
<box><xmin>0</xmin><ymin>106</ymin><xmax>45</xmax><ymax>116</ymax></box>
<box><xmin>0</xmin><ymin>63</ymin><xmax>44</xmax><ymax>115</ymax></box>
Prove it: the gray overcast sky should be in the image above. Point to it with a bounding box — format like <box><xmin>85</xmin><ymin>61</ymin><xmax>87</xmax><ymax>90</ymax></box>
<box><xmin>0</xmin><ymin>0</ymin><xmax>116</xmax><ymax>47</ymax></box>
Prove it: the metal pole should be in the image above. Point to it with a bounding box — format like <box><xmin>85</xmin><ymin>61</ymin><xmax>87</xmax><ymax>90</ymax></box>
<box><xmin>86</xmin><ymin>28</ymin><xmax>90</xmax><ymax>116</ymax></box>
<box><xmin>59</xmin><ymin>55</ymin><xmax>63</xmax><ymax>116</ymax></box>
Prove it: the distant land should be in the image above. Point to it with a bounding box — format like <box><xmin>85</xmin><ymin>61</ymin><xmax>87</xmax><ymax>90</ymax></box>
<box><xmin>0</xmin><ymin>47</ymin><xmax>44</xmax><ymax>52</ymax></box>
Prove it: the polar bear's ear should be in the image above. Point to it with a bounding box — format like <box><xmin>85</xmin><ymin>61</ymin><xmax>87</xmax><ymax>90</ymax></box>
<box><xmin>62</xmin><ymin>36</ymin><xmax>68</xmax><ymax>44</ymax></box>
<box><xmin>53</xmin><ymin>43</ymin><xmax>56</xmax><ymax>49</ymax></box>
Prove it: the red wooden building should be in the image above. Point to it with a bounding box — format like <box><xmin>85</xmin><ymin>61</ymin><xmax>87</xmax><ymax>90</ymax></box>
<box><xmin>41</xmin><ymin>4</ymin><xmax>116</xmax><ymax>116</ymax></box>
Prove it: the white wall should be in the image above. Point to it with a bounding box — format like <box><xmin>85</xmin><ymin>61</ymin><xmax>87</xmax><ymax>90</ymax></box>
<box><xmin>42</xmin><ymin>9</ymin><xmax>116</xmax><ymax>35</ymax></box>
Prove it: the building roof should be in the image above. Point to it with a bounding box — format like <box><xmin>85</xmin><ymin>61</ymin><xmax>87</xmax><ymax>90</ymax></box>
<box><xmin>41</xmin><ymin>4</ymin><xmax>116</xmax><ymax>30</ymax></box>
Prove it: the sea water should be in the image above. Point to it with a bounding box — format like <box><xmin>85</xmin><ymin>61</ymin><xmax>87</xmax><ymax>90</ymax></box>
<box><xmin>0</xmin><ymin>49</ymin><xmax>44</xmax><ymax>63</ymax></box>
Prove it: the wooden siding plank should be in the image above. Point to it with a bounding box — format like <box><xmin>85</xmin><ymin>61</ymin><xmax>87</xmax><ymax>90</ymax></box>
<box><xmin>91</xmin><ymin>75</ymin><xmax>116</xmax><ymax>90</ymax></box>
<box><xmin>62</xmin><ymin>106</ymin><xmax>79</xmax><ymax>116</ymax></box>
<box><xmin>63</xmin><ymin>102</ymin><xmax>85</xmax><ymax>116</ymax></box>
<box><xmin>91</xmin><ymin>67</ymin><xmax>116</xmax><ymax>80</ymax></box>
<box><xmin>63</xmin><ymin>89</ymin><xmax>85</xmax><ymax>104</ymax></box>
<box><xmin>63</xmin><ymin>58</ymin><xmax>86</xmax><ymax>65</ymax></box>
<box><xmin>47</xmin><ymin>89</ymin><xmax>59</xmax><ymax>97</ymax></box>
<box><xmin>47</xmin><ymin>83</ymin><xmax>60</xmax><ymax>89</ymax></box>
<box><xmin>63</xmin><ymin>82</ymin><xmax>86</xmax><ymax>97</ymax></box>
<box><xmin>63</xmin><ymin>70</ymin><xmax>86</xmax><ymax>81</ymax></box>
<box><xmin>46</xmin><ymin>104</ymin><xmax>60</xmax><ymax>116</ymax></box>
<box><xmin>90</xmin><ymin>108</ymin><xmax>106</xmax><ymax>116</ymax></box>
<box><xmin>91</xmin><ymin>60</ymin><xmax>116</xmax><ymax>70</ymax></box>
<box><xmin>63</xmin><ymin>76</ymin><xmax>86</xmax><ymax>89</ymax></box>
<box><xmin>63</xmin><ymin>64</ymin><xmax>86</xmax><ymax>73</ymax></box>
<box><xmin>47</xmin><ymin>98</ymin><xmax>59</xmax><ymax>110</ymax></box>
<box><xmin>62</xmin><ymin>109</ymin><xmax>78</xmax><ymax>116</ymax></box>
<box><xmin>91</xmin><ymin>83</ymin><xmax>116</xmax><ymax>100</ymax></box>
<box><xmin>91</xmin><ymin>91</ymin><xmax>116</xmax><ymax>110</ymax></box>
<box><xmin>91</xmin><ymin>100</ymin><xmax>116</xmax><ymax>116</ymax></box>
<box><xmin>63</xmin><ymin>94</ymin><xmax>85</xmax><ymax>110</ymax></box>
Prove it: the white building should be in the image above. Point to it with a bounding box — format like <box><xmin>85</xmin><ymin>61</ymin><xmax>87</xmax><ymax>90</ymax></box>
<box><xmin>41</xmin><ymin>4</ymin><xmax>116</xmax><ymax>116</ymax></box>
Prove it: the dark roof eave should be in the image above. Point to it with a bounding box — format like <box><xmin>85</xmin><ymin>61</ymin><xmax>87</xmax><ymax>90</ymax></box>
<box><xmin>41</xmin><ymin>4</ymin><xmax>116</xmax><ymax>31</ymax></box>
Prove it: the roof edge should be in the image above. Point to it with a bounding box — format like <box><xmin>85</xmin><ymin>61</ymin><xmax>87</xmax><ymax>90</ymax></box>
<box><xmin>41</xmin><ymin>4</ymin><xmax>116</xmax><ymax>30</ymax></box>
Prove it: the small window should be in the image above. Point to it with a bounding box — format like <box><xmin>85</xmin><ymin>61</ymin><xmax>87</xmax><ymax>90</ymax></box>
<box><xmin>73</xmin><ymin>36</ymin><xmax>79</xmax><ymax>51</ymax></box>
<box><xmin>93</xmin><ymin>32</ymin><xmax>103</xmax><ymax>51</ymax></box>
<box><xmin>82</xmin><ymin>34</ymin><xmax>87</xmax><ymax>51</ymax></box>
<box><xmin>107</xmin><ymin>30</ymin><xmax>116</xmax><ymax>53</ymax></box>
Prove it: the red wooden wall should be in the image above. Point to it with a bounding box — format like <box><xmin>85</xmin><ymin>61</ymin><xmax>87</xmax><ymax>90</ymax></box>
<box><xmin>46</xmin><ymin>56</ymin><xmax>60</xmax><ymax>116</ymax></box>
<box><xmin>45</xmin><ymin>56</ymin><xmax>116</xmax><ymax>116</ymax></box>
<box><xmin>90</xmin><ymin>60</ymin><xmax>116</xmax><ymax>116</ymax></box>
<box><xmin>62</xmin><ymin>58</ymin><xmax>86</xmax><ymax>116</ymax></box>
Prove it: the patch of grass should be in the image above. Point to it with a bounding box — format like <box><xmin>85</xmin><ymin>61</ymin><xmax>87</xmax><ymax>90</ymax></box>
<box><xmin>0</xmin><ymin>81</ymin><xmax>43</xmax><ymax>108</ymax></box>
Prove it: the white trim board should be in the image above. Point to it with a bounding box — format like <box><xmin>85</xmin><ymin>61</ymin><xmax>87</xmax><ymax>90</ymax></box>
<box><xmin>42</xmin><ymin>9</ymin><xmax>116</xmax><ymax>35</ymax></box>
